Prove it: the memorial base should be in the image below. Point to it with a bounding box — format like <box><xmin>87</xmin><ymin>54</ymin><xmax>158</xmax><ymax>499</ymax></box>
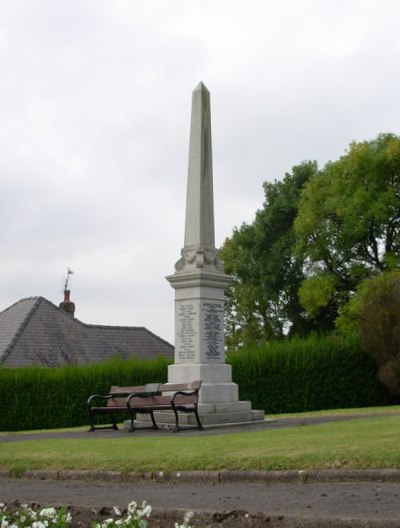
<box><xmin>168</xmin><ymin>363</ymin><xmax>241</xmax><ymax>403</ymax></box>
<box><xmin>129</xmin><ymin>407</ymin><xmax>264</xmax><ymax>430</ymax></box>
<box><xmin>125</xmin><ymin>361</ymin><xmax>265</xmax><ymax>430</ymax></box>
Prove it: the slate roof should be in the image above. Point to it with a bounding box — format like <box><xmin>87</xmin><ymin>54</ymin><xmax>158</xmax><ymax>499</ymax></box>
<box><xmin>0</xmin><ymin>297</ymin><xmax>174</xmax><ymax>368</ymax></box>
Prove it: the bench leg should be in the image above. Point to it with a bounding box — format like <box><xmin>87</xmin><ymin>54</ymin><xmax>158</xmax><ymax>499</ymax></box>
<box><xmin>110</xmin><ymin>412</ymin><xmax>119</xmax><ymax>431</ymax></box>
<box><xmin>170</xmin><ymin>405</ymin><xmax>203</xmax><ymax>432</ymax></box>
<box><xmin>129</xmin><ymin>410</ymin><xmax>159</xmax><ymax>431</ymax></box>
<box><xmin>88</xmin><ymin>407</ymin><xmax>95</xmax><ymax>432</ymax></box>
<box><xmin>150</xmin><ymin>411</ymin><xmax>159</xmax><ymax>430</ymax></box>
<box><xmin>171</xmin><ymin>403</ymin><xmax>180</xmax><ymax>432</ymax></box>
<box><xmin>129</xmin><ymin>410</ymin><xmax>136</xmax><ymax>432</ymax></box>
<box><xmin>194</xmin><ymin>405</ymin><xmax>203</xmax><ymax>430</ymax></box>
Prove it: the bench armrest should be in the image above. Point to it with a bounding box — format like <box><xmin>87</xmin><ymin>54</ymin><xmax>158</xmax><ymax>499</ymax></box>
<box><xmin>87</xmin><ymin>394</ymin><xmax>113</xmax><ymax>407</ymax></box>
<box><xmin>171</xmin><ymin>389</ymin><xmax>199</xmax><ymax>403</ymax></box>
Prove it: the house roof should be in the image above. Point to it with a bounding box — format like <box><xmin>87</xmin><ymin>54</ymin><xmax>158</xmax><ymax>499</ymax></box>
<box><xmin>0</xmin><ymin>297</ymin><xmax>174</xmax><ymax>367</ymax></box>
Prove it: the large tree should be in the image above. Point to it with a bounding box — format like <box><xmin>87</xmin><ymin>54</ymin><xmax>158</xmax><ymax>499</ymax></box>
<box><xmin>295</xmin><ymin>133</ymin><xmax>400</xmax><ymax>322</ymax></box>
<box><xmin>220</xmin><ymin>161</ymin><xmax>318</xmax><ymax>349</ymax></box>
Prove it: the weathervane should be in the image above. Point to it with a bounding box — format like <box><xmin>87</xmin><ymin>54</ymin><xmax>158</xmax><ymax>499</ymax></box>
<box><xmin>64</xmin><ymin>267</ymin><xmax>74</xmax><ymax>292</ymax></box>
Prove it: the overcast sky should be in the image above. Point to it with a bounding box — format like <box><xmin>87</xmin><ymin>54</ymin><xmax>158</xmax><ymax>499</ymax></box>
<box><xmin>1</xmin><ymin>0</ymin><xmax>399</xmax><ymax>344</ymax></box>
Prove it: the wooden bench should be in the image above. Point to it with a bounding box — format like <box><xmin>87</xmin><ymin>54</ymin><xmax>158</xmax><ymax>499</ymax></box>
<box><xmin>87</xmin><ymin>381</ymin><xmax>203</xmax><ymax>433</ymax></box>
<box><xmin>127</xmin><ymin>380</ymin><xmax>203</xmax><ymax>432</ymax></box>
<box><xmin>87</xmin><ymin>385</ymin><xmax>147</xmax><ymax>432</ymax></box>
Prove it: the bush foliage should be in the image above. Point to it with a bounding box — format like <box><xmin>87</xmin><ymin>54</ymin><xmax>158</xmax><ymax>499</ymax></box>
<box><xmin>357</xmin><ymin>272</ymin><xmax>400</xmax><ymax>396</ymax></box>
<box><xmin>227</xmin><ymin>335</ymin><xmax>392</xmax><ymax>414</ymax></box>
<box><xmin>0</xmin><ymin>356</ymin><xmax>169</xmax><ymax>431</ymax></box>
<box><xmin>0</xmin><ymin>336</ymin><xmax>392</xmax><ymax>431</ymax></box>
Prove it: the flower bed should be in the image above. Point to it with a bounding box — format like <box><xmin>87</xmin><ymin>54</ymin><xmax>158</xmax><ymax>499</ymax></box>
<box><xmin>0</xmin><ymin>502</ymin><xmax>194</xmax><ymax>528</ymax></box>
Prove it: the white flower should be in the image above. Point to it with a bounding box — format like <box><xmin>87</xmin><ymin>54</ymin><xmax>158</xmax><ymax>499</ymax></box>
<box><xmin>32</xmin><ymin>521</ymin><xmax>47</xmax><ymax>528</ymax></box>
<box><xmin>0</xmin><ymin>499</ymin><xmax>161</xmax><ymax>528</ymax></box>
<box><xmin>39</xmin><ymin>508</ymin><xmax>56</xmax><ymax>519</ymax></box>
<box><xmin>183</xmin><ymin>511</ymin><xmax>194</xmax><ymax>524</ymax></box>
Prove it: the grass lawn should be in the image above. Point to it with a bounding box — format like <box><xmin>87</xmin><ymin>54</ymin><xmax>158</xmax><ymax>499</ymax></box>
<box><xmin>1</xmin><ymin>407</ymin><xmax>400</xmax><ymax>474</ymax></box>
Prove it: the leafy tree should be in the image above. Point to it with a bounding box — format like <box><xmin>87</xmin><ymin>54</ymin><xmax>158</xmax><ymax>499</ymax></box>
<box><xmin>221</xmin><ymin>161</ymin><xmax>318</xmax><ymax>348</ymax></box>
<box><xmin>295</xmin><ymin>133</ymin><xmax>400</xmax><ymax>323</ymax></box>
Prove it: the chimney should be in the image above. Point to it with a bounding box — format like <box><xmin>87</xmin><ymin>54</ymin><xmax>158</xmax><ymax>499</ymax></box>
<box><xmin>59</xmin><ymin>289</ymin><xmax>75</xmax><ymax>317</ymax></box>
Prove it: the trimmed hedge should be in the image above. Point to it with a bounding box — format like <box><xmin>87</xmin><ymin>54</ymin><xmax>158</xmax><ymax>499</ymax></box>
<box><xmin>0</xmin><ymin>357</ymin><xmax>169</xmax><ymax>431</ymax></box>
<box><xmin>227</xmin><ymin>335</ymin><xmax>392</xmax><ymax>414</ymax></box>
<box><xmin>0</xmin><ymin>336</ymin><xmax>393</xmax><ymax>431</ymax></box>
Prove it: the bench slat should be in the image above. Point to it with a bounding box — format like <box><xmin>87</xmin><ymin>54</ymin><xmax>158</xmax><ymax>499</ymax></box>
<box><xmin>159</xmin><ymin>380</ymin><xmax>202</xmax><ymax>392</ymax></box>
<box><xmin>109</xmin><ymin>385</ymin><xmax>147</xmax><ymax>396</ymax></box>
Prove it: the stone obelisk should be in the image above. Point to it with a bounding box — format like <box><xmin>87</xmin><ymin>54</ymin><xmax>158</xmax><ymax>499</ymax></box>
<box><xmin>166</xmin><ymin>82</ymin><xmax>263</xmax><ymax>425</ymax></box>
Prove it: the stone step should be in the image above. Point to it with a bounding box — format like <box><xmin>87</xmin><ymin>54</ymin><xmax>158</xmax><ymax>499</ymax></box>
<box><xmin>198</xmin><ymin>401</ymin><xmax>252</xmax><ymax>413</ymax></box>
<box><xmin>128</xmin><ymin>408</ymin><xmax>265</xmax><ymax>429</ymax></box>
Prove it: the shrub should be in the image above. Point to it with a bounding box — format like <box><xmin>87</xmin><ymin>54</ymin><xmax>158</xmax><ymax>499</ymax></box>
<box><xmin>227</xmin><ymin>334</ymin><xmax>391</xmax><ymax>414</ymax></box>
<box><xmin>356</xmin><ymin>271</ymin><xmax>400</xmax><ymax>395</ymax></box>
<box><xmin>0</xmin><ymin>356</ymin><xmax>169</xmax><ymax>431</ymax></box>
<box><xmin>0</xmin><ymin>335</ymin><xmax>392</xmax><ymax>431</ymax></box>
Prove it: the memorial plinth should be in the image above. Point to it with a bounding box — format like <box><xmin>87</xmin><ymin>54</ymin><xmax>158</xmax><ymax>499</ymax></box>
<box><xmin>161</xmin><ymin>82</ymin><xmax>263</xmax><ymax>426</ymax></box>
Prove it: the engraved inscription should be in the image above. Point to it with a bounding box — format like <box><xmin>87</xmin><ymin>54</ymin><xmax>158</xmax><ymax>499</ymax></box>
<box><xmin>202</xmin><ymin>301</ymin><xmax>223</xmax><ymax>361</ymax></box>
<box><xmin>177</xmin><ymin>303</ymin><xmax>196</xmax><ymax>362</ymax></box>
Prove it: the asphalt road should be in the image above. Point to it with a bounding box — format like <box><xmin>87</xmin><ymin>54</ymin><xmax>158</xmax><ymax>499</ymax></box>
<box><xmin>2</xmin><ymin>475</ymin><xmax>400</xmax><ymax>523</ymax></box>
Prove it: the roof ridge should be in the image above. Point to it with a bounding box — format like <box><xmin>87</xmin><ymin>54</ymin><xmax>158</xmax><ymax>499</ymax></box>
<box><xmin>0</xmin><ymin>296</ymin><xmax>42</xmax><ymax>316</ymax></box>
<box><xmin>140</xmin><ymin>326</ymin><xmax>175</xmax><ymax>347</ymax></box>
<box><xmin>80</xmin><ymin>322</ymin><xmax>146</xmax><ymax>330</ymax></box>
<box><xmin>1</xmin><ymin>297</ymin><xmax>44</xmax><ymax>364</ymax></box>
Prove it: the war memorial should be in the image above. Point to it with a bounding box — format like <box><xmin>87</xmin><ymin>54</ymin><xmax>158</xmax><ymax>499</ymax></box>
<box><xmin>154</xmin><ymin>82</ymin><xmax>264</xmax><ymax>427</ymax></box>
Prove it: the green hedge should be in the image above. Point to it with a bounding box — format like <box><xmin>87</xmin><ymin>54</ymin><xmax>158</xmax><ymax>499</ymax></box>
<box><xmin>227</xmin><ymin>335</ymin><xmax>392</xmax><ymax>414</ymax></box>
<box><xmin>0</xmin><ymin>336</ymin><xmax>393</xmax><ymax>431</ymax></box>
<box><xmin>0</xmin><ymin>357</ymin><xmax>169</xmax><ymax>431</ymax></box>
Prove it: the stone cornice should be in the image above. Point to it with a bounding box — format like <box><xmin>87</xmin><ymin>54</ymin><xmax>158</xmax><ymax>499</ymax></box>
<box><xmin>166</xmin><ymin>268</ymin><xmax>232</xmax><ymax>290</ymax></box>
